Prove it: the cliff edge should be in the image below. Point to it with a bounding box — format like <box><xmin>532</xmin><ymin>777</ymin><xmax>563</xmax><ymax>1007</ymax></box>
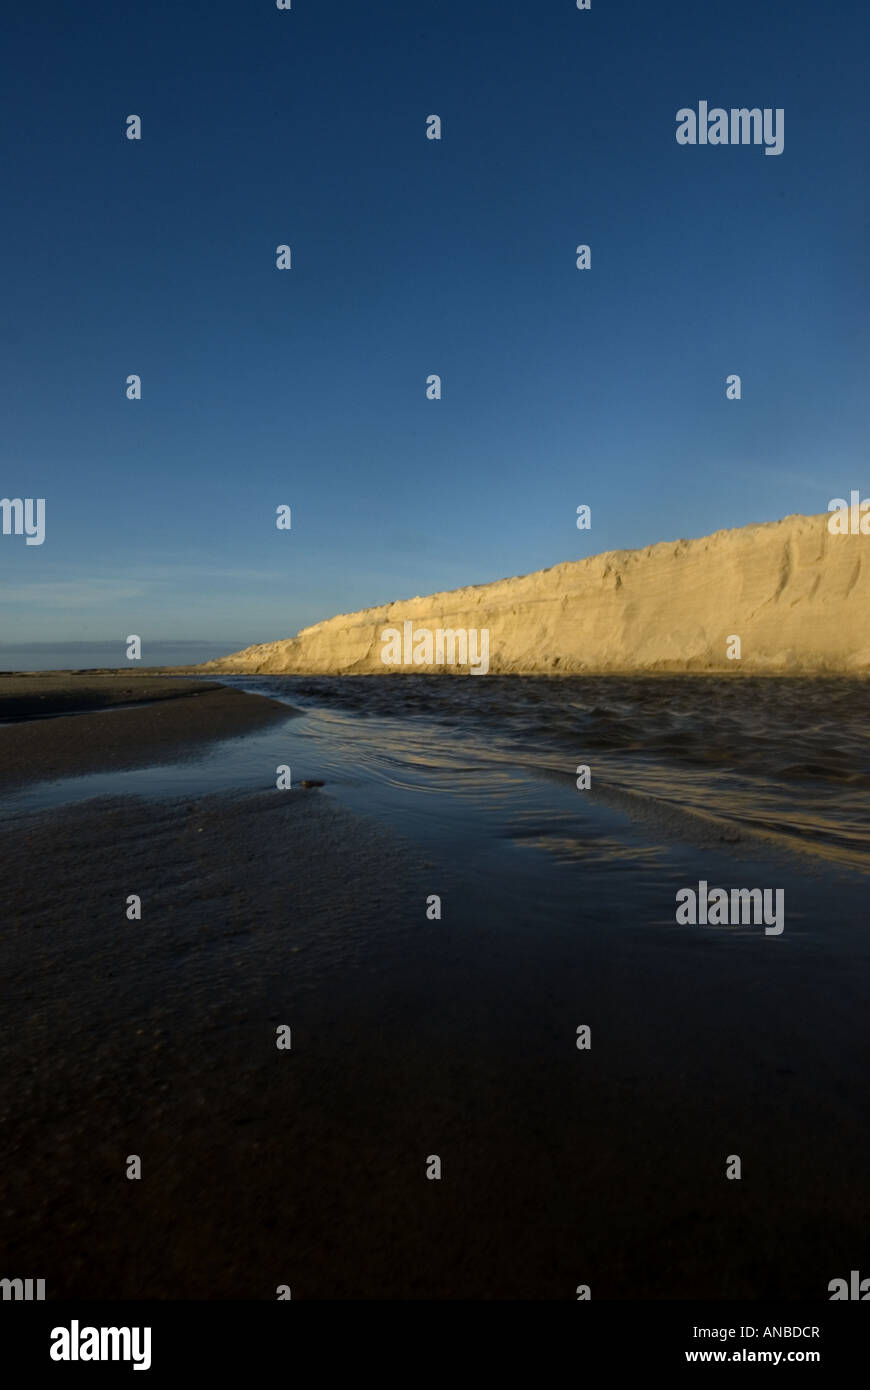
<box><xmin>200</xmin><ymin>513</ymin><xmax>870</xmax><ymax>675</ymax></box>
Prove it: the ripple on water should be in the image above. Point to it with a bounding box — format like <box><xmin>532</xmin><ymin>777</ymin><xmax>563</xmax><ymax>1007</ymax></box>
<box><xmin>2</xmin><ymin>674</ymin><xmax>869</xmax><ymax>874</ymax></box>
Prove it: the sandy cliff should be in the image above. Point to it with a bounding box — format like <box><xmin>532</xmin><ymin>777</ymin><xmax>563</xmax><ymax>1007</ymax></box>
<box><xmin>201</xmin><ymin>513</ymin><xmax>870</xmax><ymax>675</ymax></box>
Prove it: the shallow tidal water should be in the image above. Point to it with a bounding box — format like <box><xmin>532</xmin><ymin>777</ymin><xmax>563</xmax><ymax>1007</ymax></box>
<box><xmin>5</xmin><ymin>673</ymin><xmax>866</xmax><ymax>874</ymax></box>
<box><xmin>2</xmin><ymin>673</ymin><xmax>868</xmax><ymax>947</ymax></box>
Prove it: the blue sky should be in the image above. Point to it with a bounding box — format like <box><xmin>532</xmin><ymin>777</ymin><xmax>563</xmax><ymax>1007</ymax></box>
<box><xmin>1</xmin><ymin>0</ymin><xmax>867</xmax><ymax>649</ymax></box>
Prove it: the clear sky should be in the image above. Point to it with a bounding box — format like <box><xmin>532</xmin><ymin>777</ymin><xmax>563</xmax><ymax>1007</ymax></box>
<box><xmin>1</xmin><ymin>0</ymin><xmax>867</xmax><ymax>650</ymax></box>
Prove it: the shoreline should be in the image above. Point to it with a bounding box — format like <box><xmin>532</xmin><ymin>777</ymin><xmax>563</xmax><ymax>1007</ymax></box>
<box><xmin>0</xmin><ymin>675</ymin><xmax>292</xmax><ymax>790</ymax></box>
<box><xmin>194</xmin><ymin>667</ymin><xmax>870</xmax><ymax>679</ymax></box>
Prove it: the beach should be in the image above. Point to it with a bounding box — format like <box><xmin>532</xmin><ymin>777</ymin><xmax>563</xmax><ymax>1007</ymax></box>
<box><xmin>0</xmin><ymin>675</ymin><xmax>289</xmax><ymax>790</ymax></box>
<box><xmin>1</xmin><ymin>673</ymin><xmax>869</xmax><ymax>1298</ymax></box>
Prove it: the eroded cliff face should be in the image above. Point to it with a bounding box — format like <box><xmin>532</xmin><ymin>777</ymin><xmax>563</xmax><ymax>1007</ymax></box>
<box><xmin>200</xmin><ymin>513</ymin><xmax>870</xmax><ymax>676</ymax></box>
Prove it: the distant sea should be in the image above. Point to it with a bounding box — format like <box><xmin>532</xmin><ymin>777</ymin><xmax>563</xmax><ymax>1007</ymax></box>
<box><xmin>0</xmin><ymin>641</ymin><xmax>242</xmax><ymax>672</ymax></box>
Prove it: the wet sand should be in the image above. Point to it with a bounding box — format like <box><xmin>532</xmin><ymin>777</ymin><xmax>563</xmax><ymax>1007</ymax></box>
<box><xmin>0</xmin><ymin>675</ymin><xmax>291</xmax><ymax>789</ymax></box>
<box><xmin>2</xmin><ymin>769</ymin><xmax>870</xmax><ymax>1299</ymax></box>
<box><xmin>2</xmin><ymin>672</ymin><xmax>869</xmax><ymax>1299</ymax></box>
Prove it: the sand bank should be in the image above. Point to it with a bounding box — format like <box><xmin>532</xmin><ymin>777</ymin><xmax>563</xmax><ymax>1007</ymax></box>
<box><xmin>0</xmin><ymin>675</ymin><xmax>291</xmax><ymax>789</ymax></box>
